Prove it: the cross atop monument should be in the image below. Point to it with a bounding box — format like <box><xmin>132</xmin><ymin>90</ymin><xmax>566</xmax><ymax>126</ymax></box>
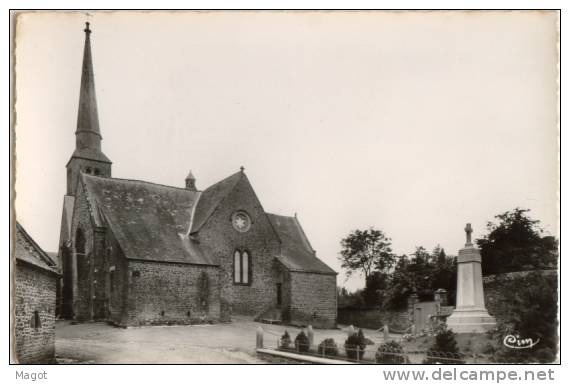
<box><xmin>464</xmin><ymin>223</ymin><xmax>473</xmax><ymax>246</ymax></box>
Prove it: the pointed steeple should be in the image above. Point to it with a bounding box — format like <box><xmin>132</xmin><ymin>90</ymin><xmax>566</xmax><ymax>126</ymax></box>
<box><xmin>66</xmin><ymin>22</ymin><xmax>111</xmax><ymax>195</ymax></box>
<box><xmin>74</xmin><ymin>21</ymin><xmax>108</xmax><ymax>159</ymax></box>
<box><xmin>185</xmin><ymin>170</ymin><xmax>197</xmax><ymax>191</ymax></box>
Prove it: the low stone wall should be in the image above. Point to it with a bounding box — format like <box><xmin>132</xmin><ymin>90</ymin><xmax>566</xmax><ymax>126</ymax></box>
<box><xmin>337</xmin><ymin>308</ymin><xmax>409</xmax><ymax>331</ymax></box>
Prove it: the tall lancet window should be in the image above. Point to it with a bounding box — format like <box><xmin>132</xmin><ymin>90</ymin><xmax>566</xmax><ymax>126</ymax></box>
<box><xmin>234</xmin><ymin>251</ymin><xmax>240</xmax><ymax>283</ymax></box>
<box><xmin>233</xmin><ymin>249</ymin><xmax>251</xmax><ymax>285</ymax></box>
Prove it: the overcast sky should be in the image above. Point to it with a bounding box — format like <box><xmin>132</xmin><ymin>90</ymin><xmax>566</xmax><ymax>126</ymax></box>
<box><xmin>14</xmin><ymin>11</ymin><xmax>559</xmax><ymax>290</ymax></box>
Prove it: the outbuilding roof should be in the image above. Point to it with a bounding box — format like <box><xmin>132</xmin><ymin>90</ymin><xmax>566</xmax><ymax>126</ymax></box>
<box><xmin>15</xmin><ymin>222</ymin><xmax>59</xmax><ymax>275</ymax></box>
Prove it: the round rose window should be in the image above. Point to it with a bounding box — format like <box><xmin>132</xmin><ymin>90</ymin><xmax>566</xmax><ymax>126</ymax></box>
<box><xmin>231</xmin><ymin>211</ymin><xmax>251</xmax><ymax>233</ymax></box>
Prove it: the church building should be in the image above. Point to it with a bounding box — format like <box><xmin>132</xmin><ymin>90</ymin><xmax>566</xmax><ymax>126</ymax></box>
<box><xmin>57</xmin><ymin>23</ymin><xmax>337</xmax><ymax>328</ymax></box>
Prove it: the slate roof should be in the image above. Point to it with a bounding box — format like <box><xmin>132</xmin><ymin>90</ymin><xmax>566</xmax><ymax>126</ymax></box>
<box><xmin>190</xmin><ymin>171</ymin><xmax>243</xmax><ymax>233</ymax></box>
<box><xmin>80</xmin><ymin>172</ymin><xmax>335</xmax><ymax>275</ymax></box>
<box><xmin>15</xmin><ymin>222</ymin><xmax>59</xmax><ymax>275</ymax></box>
<box><xmin>46</xmin><ymin>252</ymin><xmax>59</xmax><ymax>268</ymax></box>
<box><xmin>267</xmin><ymin>214</ymin><xmax>337</xmax><ymax>275</ymax></box>
<box><xmin>81</xmin><ymin>174</ymin><xmax>215</xmax><ymax>265</ymax></box>
<box><xmin>69</xmin><ymin>148</ymin><xmax>112</xmax><ymax>164</ymax></box>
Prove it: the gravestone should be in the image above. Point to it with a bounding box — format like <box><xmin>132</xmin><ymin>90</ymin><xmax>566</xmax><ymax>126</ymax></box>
<box><xmin>307</xmin><ymin>325</ymin><xmax>314</xmax><ymax>348</ymax></box>
<box><xmin>446</xmin><ymin>223</ymin><xmax>496</xmax><ymax>333</ymax></box>
<box><xmin>256</xmin><ymin>326</ymin><xmax>264</xmax><ymax>349</ymax></box>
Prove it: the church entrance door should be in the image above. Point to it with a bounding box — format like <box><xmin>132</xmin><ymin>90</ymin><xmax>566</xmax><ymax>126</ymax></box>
<box><xmin>276</xmin><ymin>283</ymin><xmax>282</xmax><ymax>307</ymax></box>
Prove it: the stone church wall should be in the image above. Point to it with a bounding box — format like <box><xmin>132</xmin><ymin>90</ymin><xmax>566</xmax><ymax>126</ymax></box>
<box><xmin>289</xmin><ymin>271</ymin><xmax>337</xmax><ymax>328</ymax></box>
<box><xmin>14</xmin><ymin>264</ymin><xmax>57</xmax><ymax>363</ymax></box>
<box><xmin>70</xmin><ymin>181</ymin><xmax>95</xmax><ymax>321</ymax></box>
<box><xmin>198</xmin><ymin>176</ymin><xmax>282</xmax><ymax>317</ymax></box>
<box><xmin>66</xmin><ymin>157</ymin><xmax>110</xmax><ymax>195</ymax></box>
<box><xmin>125</xmin><ymin>260</ymin><xmax>221</xmax><ymax>325</ymax></box>
<box><xmin>105</xmin><ymin>233</ymin><xmax>129</xmax><ymax>325</ymax></box>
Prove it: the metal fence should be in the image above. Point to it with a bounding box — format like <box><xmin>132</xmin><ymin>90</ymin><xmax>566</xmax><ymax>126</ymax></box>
<box><xmin>274</xmin><ymin>338</ymin><xmax>479</xmax><ymax>364</ymax></box>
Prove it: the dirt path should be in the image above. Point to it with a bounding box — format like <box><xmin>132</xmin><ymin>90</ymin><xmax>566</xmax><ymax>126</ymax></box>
<box><xmin>56</xmin><ymin>320</ymin><xmax>266</xmax><ymax>363</ymax></box>
<box><xmin>56</xmin><ymin>318</ymin><xmax>390</xmax><ymax>364</ymax></box>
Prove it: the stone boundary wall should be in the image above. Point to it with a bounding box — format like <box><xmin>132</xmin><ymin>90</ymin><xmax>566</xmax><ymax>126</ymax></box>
<box><xmin>483</xmin><ymin>269</ymin><xmax>558</xmax><ymax>323</ymax></box>
<box><xmin>483</xmin><ymin>269</ymin><xmax>557</xmax><ymax>284</ymax></box>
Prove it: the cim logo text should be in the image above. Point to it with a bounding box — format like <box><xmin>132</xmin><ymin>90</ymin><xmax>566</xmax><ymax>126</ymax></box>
<box><xmin>503</xmin><ymin>335</ymin><xmax>540</xmax><ymax>349</ymax></box>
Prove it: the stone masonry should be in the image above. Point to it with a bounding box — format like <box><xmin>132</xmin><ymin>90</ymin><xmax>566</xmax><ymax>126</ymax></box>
<box><xmin>197</xmin><ymin>175</ymin><xmax>282</xmax><ymax>317</ymax></box>
<box><xmin>14</xmin><ymin>265</ymin><xmax>57</xmax><ymax>363</ymax></box>
<box><xmin>14</xmin><ymin>223</ymin><xmax>59</xmax><ymax>364</ymax></box>
<box><xmin>289</xmin><ymin>272</ymin><xmax>337</xmax><ymax>328</ymax></box>
<box><xmin>126</xmin><ymin>260</ymin><xmax>221</xmax><ymax>325</ymax></box>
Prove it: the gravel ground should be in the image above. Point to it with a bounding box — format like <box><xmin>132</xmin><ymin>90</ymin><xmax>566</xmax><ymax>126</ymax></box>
<box><xmin>55</xmin><ymin>317</ymin><xmax>392</xmax><ymax>364</ymax></box>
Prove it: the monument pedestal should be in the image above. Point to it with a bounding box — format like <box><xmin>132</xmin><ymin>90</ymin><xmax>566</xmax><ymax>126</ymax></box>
<box><xmin>447</xmin><ymin>224</ymin><xmax>496</xmax><ymax>333</ymax></box>
<box><xmin>446</xmin><ymin>308</ymin><xmax>497</xmax><ymax>333</ymax></box>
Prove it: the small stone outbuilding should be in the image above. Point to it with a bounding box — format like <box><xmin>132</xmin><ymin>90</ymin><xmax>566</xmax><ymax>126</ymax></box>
<box><xmin>14</xmin><ymin>222</ymin><xmax>59</xmax><ymax>364</ymax></box>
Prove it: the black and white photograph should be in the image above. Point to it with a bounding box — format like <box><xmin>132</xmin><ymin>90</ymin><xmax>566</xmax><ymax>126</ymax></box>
<box><xmin>10</xmin><ymin>9</ymin><xmax>560</xmax><ymax>368</ymax></box>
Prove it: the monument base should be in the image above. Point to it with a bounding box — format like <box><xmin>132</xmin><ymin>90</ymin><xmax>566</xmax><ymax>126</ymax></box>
<box><xmin>446</xmin><ymin>308</ymin><xmax>497</xmax><ymax>333</ymax></box>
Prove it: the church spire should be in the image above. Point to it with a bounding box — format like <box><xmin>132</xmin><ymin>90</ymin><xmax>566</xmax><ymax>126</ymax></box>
<box><xmin>75</xmin><ymin>21</ymin><xmax>103</xmax><ymax>151</ymax></box>
<box><xmin>66</xmin><ymin>22</ymin><xmax>111</xmax><ymax>195</ymax></box>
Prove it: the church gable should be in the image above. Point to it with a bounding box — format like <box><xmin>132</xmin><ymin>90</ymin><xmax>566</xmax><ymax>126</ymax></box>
<box><xmin>190</xmin><ymin>172</ymin><xmax>242</xmax><ymax>233</ymax></box>
<box><xmin>197</xmin><ymin>171</ymin><xmax>281</xmax><ymax>250</ymax></box>
<box><xmin>196</xmin><ymin>171</ymin><xmax>282</xmax><ymax>315</ymax></box>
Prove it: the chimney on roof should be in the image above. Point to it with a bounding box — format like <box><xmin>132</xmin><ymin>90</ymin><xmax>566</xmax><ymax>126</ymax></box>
<box><xmin>185</xmin><ymin>170</ymin><xmax>197</xmax><ymax>191</ymax></box>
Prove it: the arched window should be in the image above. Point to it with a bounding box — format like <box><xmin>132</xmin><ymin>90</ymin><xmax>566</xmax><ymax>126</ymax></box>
<box><xmin>75</xmin><ymin>228</ymin><xmax>86</xmax><ymax>256</ymax></box>
<box><xmin>94</xmin><ymin>168</ymin><xmax>100</xmax><ymax>176</ymax></box>
<box><xmin>234</xmin><ymin>251</ymin><xmax>240</xmax><ymax>283</ymax></box>
<box><xmin>86</xmin><ymin>167</ymin><xmax>92</xmax><ymax>174</ymax></box>
<box><xmin>110</xmin><ymin>270</ymin><xmax>115</xmax><ymax>293</ymax></box>
<box><xmin>233</xmin><ymin>250</ymin><xmax>251</xmax><ymax>285</ymax></box>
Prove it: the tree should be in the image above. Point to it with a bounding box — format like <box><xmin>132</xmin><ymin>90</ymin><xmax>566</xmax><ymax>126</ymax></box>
<box><xmin>384</xmin><ymin>246</ymin><xmax>457</xmax><ymax>310</ymax></box>
<box><xmin>432</xmin><ymin>244</ymin><xmax>446</xmax><ymax>264</ymax></box>
<box><xmin>384</xmin><ymin>255</ymin><xmax>413</xmax><ymax>309</ymax></box>
<box><xmin>337</xmin><ymin>286</ymin><xmax>365</xmax><ymax>309</ymax></box>
<box><xmin>339</xmin><ymin>228</ymin><xmax>395</xmax><ymax>279</ymax></box>
<box><xmin>431</xmin><ymin>255</ymin><xmax>457</xmax><ymax>305</ymax></box>
<box><xmin>493</xmin><ymin>271</ymin><xmax>558</xmax><ymax>363</ymax></box>
<box><xmin>424</xmin><ymin>324</ymin><xmax>464</xmax><ymax>364</ymax></box>
<box><xmin>362</xmin><ymin>271</ymin><xmax>389</xmax><ymax>307</ymax></box>
<box><xmin>407</xmin><ymin>246</ymin><xmax>435</xmax><ymax>300</ymax></box>
<box><xmin>476</xmin><ymin>208</ymin><xmax>558</xmax><ymax>275</ymax></box>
